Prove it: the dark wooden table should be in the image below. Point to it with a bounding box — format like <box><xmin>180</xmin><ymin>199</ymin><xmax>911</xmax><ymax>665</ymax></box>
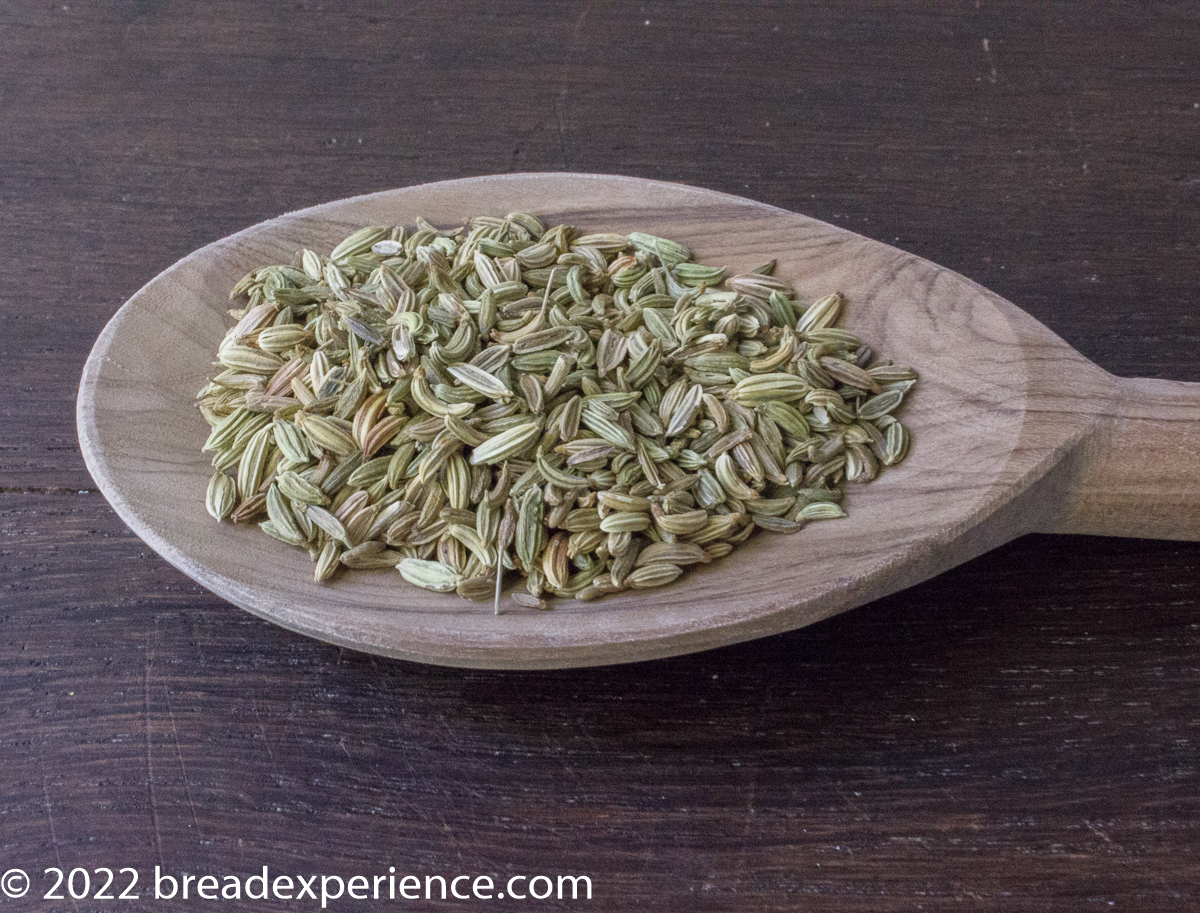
<box><xmin>3</xmin><ymin>4</ymin><xmax>1198</xmax><ymax>910</ymax></box>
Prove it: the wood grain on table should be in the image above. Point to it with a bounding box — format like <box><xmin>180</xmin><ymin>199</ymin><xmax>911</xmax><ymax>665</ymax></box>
<box><xmin>3</xmin><ymin>4</ymin><xmax>1198</xmax><ymax>910</ymax></box>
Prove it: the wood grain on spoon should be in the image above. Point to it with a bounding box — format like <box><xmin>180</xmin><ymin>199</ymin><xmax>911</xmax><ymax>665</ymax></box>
<box><xmin>76</xmin><ymin>174</ymin><xmax>1200</xmax><ymax>668</ymax></box>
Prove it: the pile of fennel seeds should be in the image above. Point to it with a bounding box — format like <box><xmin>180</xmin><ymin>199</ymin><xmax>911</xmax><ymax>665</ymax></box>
<box><xmin>199</xmin><ymin>213</ymin><xmax>915</xmax><ymax>610</ymax></box>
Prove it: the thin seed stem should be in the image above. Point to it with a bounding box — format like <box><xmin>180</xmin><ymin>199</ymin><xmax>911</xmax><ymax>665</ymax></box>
<box><xmin>494</xmin><ymin>550</ymin><xmax>503</xmax><ymax>616</ymax></box>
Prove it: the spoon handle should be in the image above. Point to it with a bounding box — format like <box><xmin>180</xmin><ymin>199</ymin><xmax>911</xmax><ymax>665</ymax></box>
<box><xmin>1042</xmin><ymin>376</ymin><xmax>1200</xmax><ymax>540</ymax></box>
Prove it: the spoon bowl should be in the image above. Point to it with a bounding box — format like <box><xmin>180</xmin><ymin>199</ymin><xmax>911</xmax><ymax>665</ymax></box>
<box><xmin>77</xmin><ymin>173</ymin><xmax>1200</xmax><ymax>668</ymax></box>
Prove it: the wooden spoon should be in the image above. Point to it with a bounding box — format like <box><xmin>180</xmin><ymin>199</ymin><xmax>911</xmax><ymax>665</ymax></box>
<box><xmin>77</xmin><ymin>174</ymin><xmax>1200</xmax><ymax>669</ymax></box>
